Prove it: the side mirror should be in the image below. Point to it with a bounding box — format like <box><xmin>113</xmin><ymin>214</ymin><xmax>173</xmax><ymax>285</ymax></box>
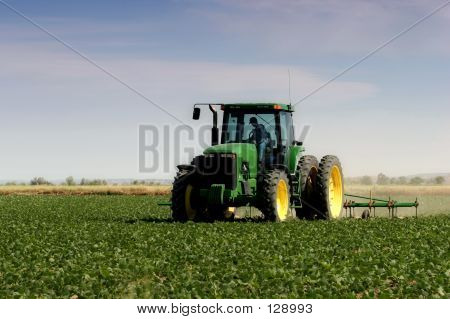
<box><xmin>193</xmin><ymin>107</ymin><xmax>201</xmax><ymax>120</ymax></box>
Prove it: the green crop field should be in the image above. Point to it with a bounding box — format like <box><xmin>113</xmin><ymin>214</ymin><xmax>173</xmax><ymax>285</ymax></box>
<box><xmin>0</xmin><ymin>195</ymin><xmax>448</xmax><ymax>299</ymax></box>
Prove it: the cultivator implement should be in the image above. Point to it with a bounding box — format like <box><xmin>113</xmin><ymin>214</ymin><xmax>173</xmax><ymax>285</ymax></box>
<box><xmin>343</xmin><ymin>192</ymin><xmax>419</xmax><ymax>218</ymax></box>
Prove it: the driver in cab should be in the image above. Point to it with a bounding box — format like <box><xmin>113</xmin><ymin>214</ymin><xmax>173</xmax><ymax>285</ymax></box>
<box><xmin>249</xmin><ymin>117</ymin><xmax>270</xmax><ymax>165</ymax></box>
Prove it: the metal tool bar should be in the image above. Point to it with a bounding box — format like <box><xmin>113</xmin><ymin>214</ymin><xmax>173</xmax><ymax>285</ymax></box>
<box><xmin>345</xmin><ymin>202</ymin><xmax>417</xmax><ymax>208</ymax></box>
<box><xmin>344</xmin><ymin>193</ymin><xmax>390</xmax><ymax>202</ymax></box>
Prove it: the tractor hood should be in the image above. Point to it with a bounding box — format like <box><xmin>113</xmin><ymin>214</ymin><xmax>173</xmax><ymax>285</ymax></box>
<box><xmin>203</xmin><ymin>143</ymin><xmax>258</xmax><ymax>178</ymax></box>
<box><xmin>204</xmin><ymin>143</ymin><xmax>256</xmax><ymax>155</ymax></box>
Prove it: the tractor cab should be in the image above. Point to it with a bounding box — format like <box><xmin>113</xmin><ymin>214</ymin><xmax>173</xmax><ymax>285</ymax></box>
<box><xmin>193</xmin><ymin>103</ymin><xmax>297</xmax><ymax>169</ymax></box>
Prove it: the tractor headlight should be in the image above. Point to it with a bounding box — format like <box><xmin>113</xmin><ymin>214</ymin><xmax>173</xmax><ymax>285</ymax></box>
<box><xmin>220</xmin><ymin>153</ymin><xmax>236</xmax><ymax>159</ymax></box>
<box><xmin>205</xmin><ymin>153</ymin><xmax>235</xmax><ymax>159</ymax></box>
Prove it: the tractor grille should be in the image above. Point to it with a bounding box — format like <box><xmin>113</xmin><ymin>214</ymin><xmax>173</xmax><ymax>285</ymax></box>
<box><xmin>194</xmin><ymin>154</ymin><xmax>237</xmax><ymax>189</ymax></box>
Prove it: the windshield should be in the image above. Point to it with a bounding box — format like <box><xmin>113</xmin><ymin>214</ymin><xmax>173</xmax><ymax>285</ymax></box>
<box><xmin>221</xmin><ymin>111</ymin><xmax>279</xmax><ymax>147</ymax></box>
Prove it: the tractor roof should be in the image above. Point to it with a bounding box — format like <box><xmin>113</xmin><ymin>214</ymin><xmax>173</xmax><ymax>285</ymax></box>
<box><xmin>221</xmin><ymin>103</ymin><xmax>294</xmax><ymax>112</ymax></box>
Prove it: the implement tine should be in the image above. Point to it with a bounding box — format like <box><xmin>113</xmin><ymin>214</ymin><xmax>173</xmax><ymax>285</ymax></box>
<box><xmin>415</xmin><ymin>197</ymin><xmax>418</xmax><ymax>218</ymax></box>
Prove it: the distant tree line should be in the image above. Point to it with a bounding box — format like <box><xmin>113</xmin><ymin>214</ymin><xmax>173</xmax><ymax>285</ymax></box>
<box><xmin>131</xmin><ymin>180</ymin><xmax>161</xmax><ymax>186</ymax></box>
<box><xmin>7</xmin><ymin>177</ymin><xmax>108</xmax><ymax>186</ymax></box>
<box><xmin>347</xmin><ymin>174</ymin><xmax>446</xmax><ymax>186</ymax></box>
<box><xmin>30</xmin><ymin>177</ymin><xmax>52</xmax><ymax>185</ymax></box>
<box><xmin>79</xmin><ymin>178</ymin><xmax>108</xmax><ymax>186</ymax></box>
<box><xmin>0</xmin><ymin>177</ymin><xmax>163</xmax><ymax>186</ymax></box>
<box><xmin>27</xmin><ymin>177</ymin><xmax>106</xmax><ymax>186</ymax></box>
<box><xmin>0</xmin><ymin>174</ymin><xmax>445</xmax><ymax>187</ymax></box>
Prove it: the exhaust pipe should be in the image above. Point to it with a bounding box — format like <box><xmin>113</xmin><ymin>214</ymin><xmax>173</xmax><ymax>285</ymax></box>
<box><xmin>193</xmin><ymin>103</ymin><xmax>220</xmax><ymax>146</ymax></box>
<box><xmin>209</xmin><ymin>104</ymin><xmax>219</xmax><ymax>146</ymax></box>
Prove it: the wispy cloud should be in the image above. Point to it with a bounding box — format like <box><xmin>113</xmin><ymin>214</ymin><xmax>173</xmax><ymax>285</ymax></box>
<box><xmin>0</xmin><ymin>42</ymin><xmax>377</xmax><ymax>107</ymax></box>
<box><xmin>191</xmin><ymin>0</ymin><xmax>450</xmax><ymax>56</ymax></box>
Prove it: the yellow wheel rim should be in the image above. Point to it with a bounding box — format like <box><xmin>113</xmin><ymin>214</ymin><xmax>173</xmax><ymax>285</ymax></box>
<box><xmin>329</xmin><ymin>165</ymin><xmax>343</xmax><ymax>218</ymax></box>
<box><xmin>276</xmin><ymin>179</ymin><xmax>289</xmax><ymax>221</ymax></box>
<box><xmin>185</xmin><ymin>185</ymin><xmax>197</xmax><ymax>220</ymax></box>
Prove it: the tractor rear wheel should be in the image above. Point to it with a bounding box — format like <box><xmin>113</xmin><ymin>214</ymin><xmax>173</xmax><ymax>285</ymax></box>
<box><xmin>260</xmin><ymin>169</ymin><xmax>291</xmax><ymax>222</ymax></box>
<box><xmin>317</xmin><ymin>155</ymin><xmax>344</xmax><ymax>219</ymax></box>
<box><xmin>296</xmin><ymin>155</ymin><xmax>319</xmax><ymax>220</ymax></box>
<box><xmin>171</xmin><ymin>169</ymin><xmax>201</xmax><ymax>222</ymax></box>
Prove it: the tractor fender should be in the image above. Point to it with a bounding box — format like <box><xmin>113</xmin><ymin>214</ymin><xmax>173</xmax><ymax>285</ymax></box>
<box><xmin>176</xmin><ymin>164</ymin><xmax>197</xmax><ymax>180</ymax></box>
<box><xmin>177</xmin><ymin>164</ymin><xmax>195</xmax><ymax>172</ymax></box>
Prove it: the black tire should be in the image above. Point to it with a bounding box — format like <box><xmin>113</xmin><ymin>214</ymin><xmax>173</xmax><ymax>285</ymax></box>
<box><xmin>259</xmin><ymin>169</ymin><xmax>291</xmax><ymax>222</ymax></box>
<box><xmin>317</xmin><ymin>155</ymin><xmax>344</xmax><ymax>220</ymax></box>
<box><xmin>295</xmin><ymin>155</ymin><xmax>319</xmax><ymax>220</ymax></box>
<box><xmin>171</xmin><ymin>169</ymin><xmax>201</xmax><ymax>222</ymax></box>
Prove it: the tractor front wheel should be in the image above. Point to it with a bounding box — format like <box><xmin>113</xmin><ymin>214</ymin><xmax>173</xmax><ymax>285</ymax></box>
<box><xmin>317</xmin><ymin>155</ymin><xmax>344</xmax><ymax>219</ymax></box>
<box><xmin>171</xmin><ymin>169</ymin><xmax>201</xmax><ymax>222</ymax></box>
<box><xmin>260</xmin><ymin>169</ymin><xmax>291</xmax><ymax>222</ymax></box>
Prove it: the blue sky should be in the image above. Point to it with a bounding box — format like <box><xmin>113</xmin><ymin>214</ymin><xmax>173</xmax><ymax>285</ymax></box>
<box><xmin>0</xmin><ymin>0</ymin><xmax>449</xmax><ymax>180</ymax></box>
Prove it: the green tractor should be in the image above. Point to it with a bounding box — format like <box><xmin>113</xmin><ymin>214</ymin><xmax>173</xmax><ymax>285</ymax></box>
<box><xmin>171</xmin><ymin>103</ymin><xmax>344</xmax><ymax>222</ymax></box>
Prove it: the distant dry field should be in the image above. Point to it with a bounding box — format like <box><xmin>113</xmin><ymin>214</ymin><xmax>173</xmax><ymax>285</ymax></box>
<box><xmin>1</xmin><ymin>184</ymin><xmax>449</xmax><ymax>196</ymax></box>
<box><xmin>346</xmin><ymin>185</ymin><xmax>450</xmax><ymax>196</ymax></box>
<box><xmin>0</xmin><ymin>185</ymin><xmax>171</xmax><ymax>196</ymax></box>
